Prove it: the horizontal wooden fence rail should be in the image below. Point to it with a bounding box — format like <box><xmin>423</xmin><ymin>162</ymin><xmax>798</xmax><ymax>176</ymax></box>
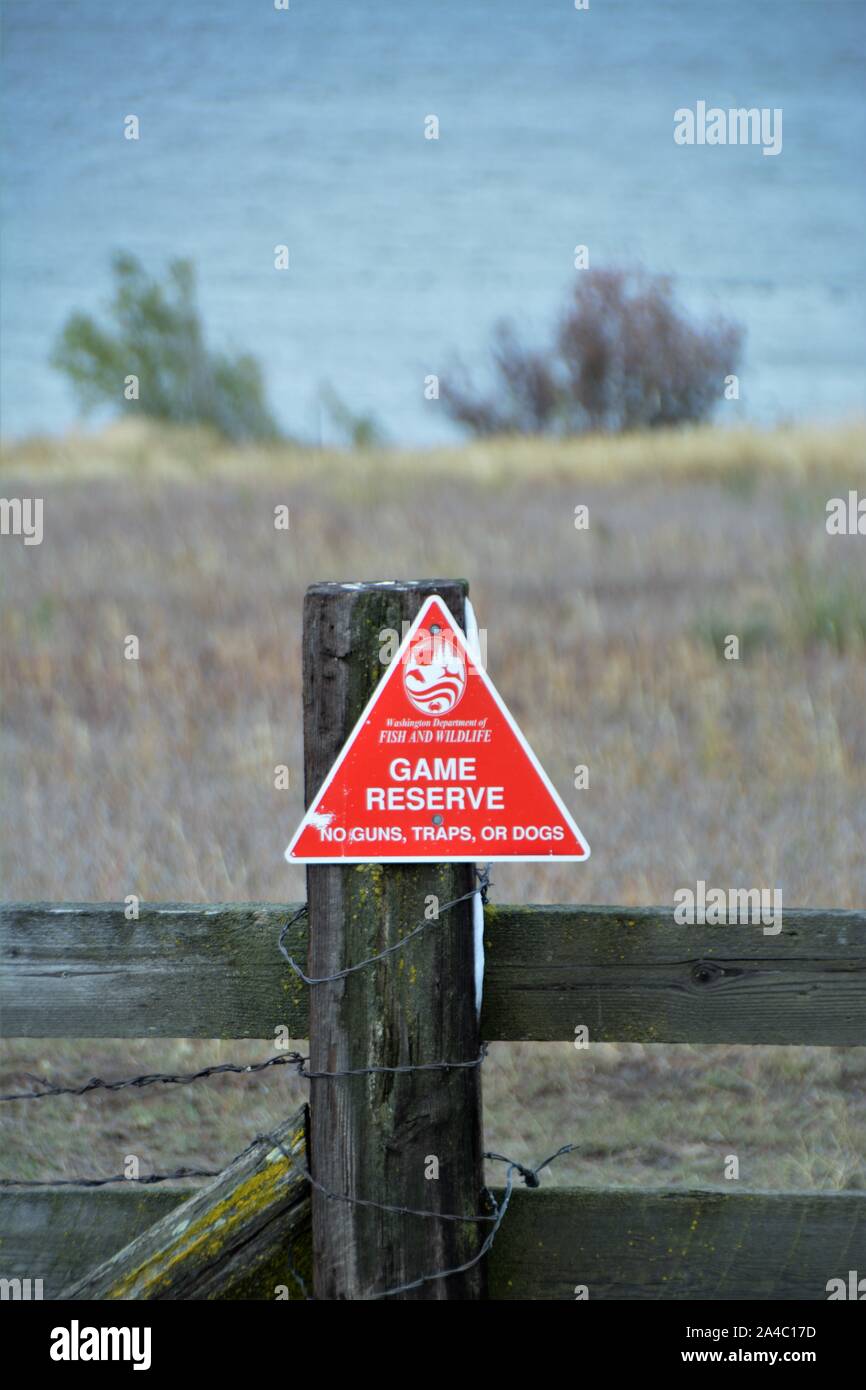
<box><xmin>4</xmin><ymin>1184</ymin><xmax>862</xmax><ymax>1301</ymax></box>
<box><xmin>2</xmin><ymin>901</ymin><xmax>865</xmax><ymax>1044</ymax></box>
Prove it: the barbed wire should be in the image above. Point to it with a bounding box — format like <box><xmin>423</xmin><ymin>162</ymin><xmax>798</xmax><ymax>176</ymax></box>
<box><xmin>0</xmin><ymin>1128</ymin><xmax>288</xmax><ymax>1190</ymax></box>
<box><xmin>304</xmin><ymin>1045</ymin><xmax>488</xmax><ymax>1079</ymax></box>
<box><xmin>266</xmin><ymin>1131</ymin><xmax>578</xmax><ymax>1301</ymax></box>
<box><xmin>372</xmin><ymin>1168</ymin><xmax>513</xmax><ymax>1300</ymax></box>
<box><xmin>0</xmin><ymin>1052</ymin><xmax>304</xmax><ymax>1103</ymax></box>
<box><xmin>0</xmin><ymin>1046</ymin><xmax>489</xmax><ymax>1106</ymax></box>
<box><xmin>279</xmin><ymin>869</ymin><xmax>488</xmax><ymax>985</ymax></box>
<box><xmin>486</xmin><ymin>1142</ymin><xmax>580</xmax><ymax>1189</ymax></box>
<box><xmin>299</xmin><ymin>1156</ymin><xmax>496</xmax><ymax>1225</ymax></box>
<box><xmin>0</xmin><ymin>1167</ymin><xmax>222</xmax><ymax>1188</ymax></box>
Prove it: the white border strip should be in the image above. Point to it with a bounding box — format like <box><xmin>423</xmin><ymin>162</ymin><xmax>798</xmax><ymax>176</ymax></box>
<box><xmin>465</xmin><ymin>596</ymin><xmax>486</xmax><ymax>1017</ymax></box>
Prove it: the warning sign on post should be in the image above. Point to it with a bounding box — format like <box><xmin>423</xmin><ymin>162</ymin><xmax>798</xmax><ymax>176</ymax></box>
<box><xmin>285</xmin><ymin>595</ymin><xmax>590</xmax><ymax>863</ymax></box>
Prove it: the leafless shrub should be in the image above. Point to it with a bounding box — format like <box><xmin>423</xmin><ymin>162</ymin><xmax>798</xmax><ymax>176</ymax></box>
<box><xmin>442</xmin><ymin>268</ymin><xmax>744</xmax><ymax>436</ymax></box>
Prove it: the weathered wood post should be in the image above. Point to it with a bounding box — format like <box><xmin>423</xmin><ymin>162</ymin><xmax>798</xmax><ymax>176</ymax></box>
<box><xmin>304</xmin><ymin>580</ymin><xmax>486</xmax><ymax>1300</ymax></box>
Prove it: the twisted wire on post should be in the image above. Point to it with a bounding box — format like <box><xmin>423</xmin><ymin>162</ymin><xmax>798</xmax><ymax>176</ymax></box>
<box><xmin>267</xmin><ymin>1132</ymin><xmax>577</xmax><ymax>1301</ymax></box>
<box><xmin>279</xmin><ymin>869</ymin><xmax>490</xmax><ymax>985</ymax></box>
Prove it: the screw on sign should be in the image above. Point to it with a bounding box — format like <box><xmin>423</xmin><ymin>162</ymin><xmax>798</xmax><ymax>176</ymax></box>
<box><xmin>286</xmin><ymin>595</ymin><xmax>590</xmax><ymax>862</ymax></box>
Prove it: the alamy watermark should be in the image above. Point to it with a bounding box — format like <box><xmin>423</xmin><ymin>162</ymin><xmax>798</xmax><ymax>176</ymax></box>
<box><xmin>674</xmin><ymin>102</ymin><xmax>782</xmax><ymax>156</ymax></box>
<box><xmin>378</xmin><ymin>622</ymin><xmax>487</xmax><ymax>671</ymax></box>
<box><xmin>826</xmin><ymin>490</ymin><xmax>865</xmax><ymax>535</ymax></box>
<box><xmin>0</xmin><ymin>1276</ymin><xmax>43</xmax><ymax>1300</ymax></box>
<box><xmin>826</xmin><ymin>1270</ymin><xmax>865</xmax><ymax>1300</ymax></box>
<box><xmin>50</xmin><ymin>1322</ymin><xmax>151</xmax><ymax>1370</ymax></box>
<box><xmin>674</xmin><ymin>880</ymin><xmax>782</xmax><ymax>935</ymax></box>
<box><xmin>0</xmin><ymin>497</ymin><xmax>43</xmax><ymax>545</ymax></box>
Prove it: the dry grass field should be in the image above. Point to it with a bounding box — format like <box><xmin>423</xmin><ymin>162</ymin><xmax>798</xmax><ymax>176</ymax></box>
<box><xmin>2</xmin><ymin>418</ymin><xmax>865</xmax><ymax>1192</ymax></box>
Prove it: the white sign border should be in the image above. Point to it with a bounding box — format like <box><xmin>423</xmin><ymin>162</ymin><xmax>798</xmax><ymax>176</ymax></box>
<box><xmin>285</xmin><ymin>593</ymin><xmax>591</xmax><ymax>864</ymax></box>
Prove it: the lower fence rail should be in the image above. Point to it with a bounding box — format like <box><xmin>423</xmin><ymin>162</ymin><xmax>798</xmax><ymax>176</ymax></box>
<box><xmin>2</xmin><ymin>1183</ymin><xmax>862</xmax><ymax>1301</ymax></box>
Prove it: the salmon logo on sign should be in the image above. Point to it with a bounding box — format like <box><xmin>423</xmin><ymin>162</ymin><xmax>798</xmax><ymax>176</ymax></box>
<box><xmin>285</xmin><ymin>595</ymin><xmax>591</xmax><ymax>863</ymax></box>
<box><xmin>402</xmin><ymin>629</ymin><xmax>467</xmax><ymax>715</ymax></box>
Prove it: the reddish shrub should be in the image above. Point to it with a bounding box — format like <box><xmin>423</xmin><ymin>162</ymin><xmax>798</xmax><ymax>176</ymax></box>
<box><xmin>442</xmin><ymin>268</ymin><xmax>744</xmax><ymax>436</ymax></box>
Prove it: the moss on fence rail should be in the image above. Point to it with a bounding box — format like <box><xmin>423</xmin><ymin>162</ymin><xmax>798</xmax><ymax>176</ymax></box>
<box><xmin>3</xmin><ymin>1182</ymin><xmax>862</xmax><ymax>1301</ymax></box>
<box><xmin>2</xmin><ymin>901</ymin><xmax>864</xmax><ymax>1044</ymax></box>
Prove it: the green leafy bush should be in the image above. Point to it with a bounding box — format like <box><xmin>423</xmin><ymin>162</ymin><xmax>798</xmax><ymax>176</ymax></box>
<box><xmin>52</xmin><ymin>254</ymin><xmax>281</xmax><ymax>442</ymax></box>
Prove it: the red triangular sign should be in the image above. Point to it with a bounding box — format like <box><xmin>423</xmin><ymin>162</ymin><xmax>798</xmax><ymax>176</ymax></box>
<box><xmin>286</xmin><ymin>595</ymin><xmax>590</xmax><ymax>863</ymax></box>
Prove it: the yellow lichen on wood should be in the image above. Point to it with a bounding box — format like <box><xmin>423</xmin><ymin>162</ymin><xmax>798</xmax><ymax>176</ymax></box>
<box><xmin>105</xmin><ymin>1146</ymin><xmax>299</xmax><ymax>1299</ymax></box>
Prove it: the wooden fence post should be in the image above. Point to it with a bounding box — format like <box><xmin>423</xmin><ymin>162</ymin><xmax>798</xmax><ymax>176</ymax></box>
<box><xmin>303</xmin><ymin>579</ymin><xmax>486</xmax><ymax>1300</ymax></box>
